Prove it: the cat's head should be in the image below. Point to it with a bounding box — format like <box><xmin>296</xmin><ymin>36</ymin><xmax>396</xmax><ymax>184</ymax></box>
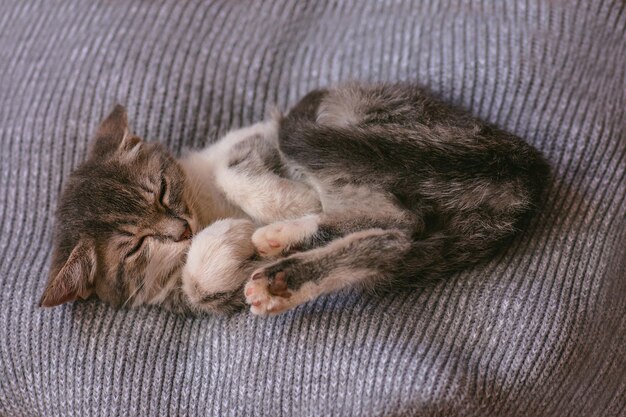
<box><xmin>40</xmin><ymin>106</ymin><xmax>198</xmax><ymax>310</ymax></box>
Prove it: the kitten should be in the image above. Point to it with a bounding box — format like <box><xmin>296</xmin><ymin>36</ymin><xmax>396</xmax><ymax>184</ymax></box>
<box><xmin>40</xmin><ymin>83</ymin><xmax>549</xmax><ymax>316</ymax></box>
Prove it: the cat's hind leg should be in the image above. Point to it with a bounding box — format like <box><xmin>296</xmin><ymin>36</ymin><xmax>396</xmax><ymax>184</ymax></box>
<box><xmin>252</xmin><ymin>203</ymin><xmax>417</xmax><ymax>258</ymax></box>
<box><xmin>251</xmin><ymin>214</ymin><xmax>321</xmax><ymax>257</ymax></box>
<box><xmin>244</xmin><ymin>228</ymin><xmax>412</xmax><ymax>316</ymax></box>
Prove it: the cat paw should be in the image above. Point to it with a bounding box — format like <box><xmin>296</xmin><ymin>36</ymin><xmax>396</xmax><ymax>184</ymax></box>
<box><xmin>252</xmin><ymin>215</ymin><xmax>318</xmax><ymax>257</ymax></box>
<box><xmin>182</xmin><ymin>219</ymin><xmax>255</xmax><ymax>313</ymax></box>
<box><xmin>244</xmin><ymin>271</ymin><xmax>296</xmax><ymax>316</ymax></box>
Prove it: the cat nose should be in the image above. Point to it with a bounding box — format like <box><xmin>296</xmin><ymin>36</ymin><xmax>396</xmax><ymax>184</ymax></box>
<box><xmin>176</xmin><ymin>221</ymin><xmax>192</xmax><ymax>242</ymax></box>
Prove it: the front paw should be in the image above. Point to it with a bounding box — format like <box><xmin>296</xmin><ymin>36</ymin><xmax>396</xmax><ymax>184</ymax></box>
<box><xmin>252</xmin><ymin>215</ymin><xmax>318</xmax><ymax>257</ymax></box>
<box><xmin>182</xmin><ymin>218</ymin><xmax>255</xmax><ymax>313</ymax></box>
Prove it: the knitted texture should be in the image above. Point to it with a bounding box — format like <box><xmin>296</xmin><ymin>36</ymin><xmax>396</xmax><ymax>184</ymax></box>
<box><xmin>0</xmin><ymin>1</ymin><xmax>624</xmax><ymax>416</ymax></box>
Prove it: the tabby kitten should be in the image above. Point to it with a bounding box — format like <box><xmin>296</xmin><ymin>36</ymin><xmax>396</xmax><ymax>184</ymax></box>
<box><xmin>40</xmin><ymin>83</ymin><xmax>549</xmax><ymax>316</ymax></box>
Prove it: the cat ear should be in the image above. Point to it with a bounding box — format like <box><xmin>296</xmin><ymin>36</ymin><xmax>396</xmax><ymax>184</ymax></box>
<box><xmin>97</xmin><ymin>104</ymin><xmax>128</xmax><ymax>139</ymax></box>
<box><xmin>39</xmin><ymin>239</ymin><xmax>96</xmax><ymax>308</ymax></box>
<box><xmin>89</xmin><ymin>105</ymin><xmax>141</xmax><ymax>158</ymax></box>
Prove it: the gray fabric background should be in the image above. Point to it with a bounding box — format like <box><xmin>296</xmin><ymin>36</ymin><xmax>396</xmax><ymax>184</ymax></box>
<box><xmin>1</xmin><ymin>0</ymin><xmax>624</xmax><ymax>416</ymax></box>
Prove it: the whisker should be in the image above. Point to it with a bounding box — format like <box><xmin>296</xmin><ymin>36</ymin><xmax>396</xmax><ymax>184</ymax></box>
<box><xmin>122</xmin><ymin>278</ymin><xmax>147</xmax><ymax>309</ymax></box>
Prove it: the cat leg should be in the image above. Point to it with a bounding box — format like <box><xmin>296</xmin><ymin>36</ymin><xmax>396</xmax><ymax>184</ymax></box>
<box><xmin>212</xmin><ymin>121</ymin><xmax>321</xmax><ymax>224</ymax></box>
<box><xmin>252</xmin><ymin>210</ymin><xmax>416</xmax><ymax>257</ymax></box>
<box><xmin>182</xmin><ymin>120</ymin><xmax>321</xmax><ymax>224</ymax></box>
<box><xmin>244</xmin><ymin>228</ymin><xmax>412</xmax><ymax>316</ymax></box>
<box><xmin>182</xmin><ymin>218</ymin><xmax>259</xmax><ymax>314</ymax></box>
<box><xmin>251</xmin><ymin>214</ymin><xmax>321</xmax><ymax>257</ymax></box>
<box><xmin>217</xmin><ymin>168</ymin><xmax>320</xmax><ymax>224</ymax></box>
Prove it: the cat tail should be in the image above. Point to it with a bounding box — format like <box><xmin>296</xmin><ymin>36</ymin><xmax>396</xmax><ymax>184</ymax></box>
<box><xmin>277</xmin><ymin>118</ymin><xmax>402</xmax><ymax>176</ymax></box>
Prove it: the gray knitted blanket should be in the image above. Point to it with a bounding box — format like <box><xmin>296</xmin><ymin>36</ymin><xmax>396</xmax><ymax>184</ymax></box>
<box><xmin>1</xmin><ymin>1</ymin><xmax>624</xmax><ymax>416</ymax></box>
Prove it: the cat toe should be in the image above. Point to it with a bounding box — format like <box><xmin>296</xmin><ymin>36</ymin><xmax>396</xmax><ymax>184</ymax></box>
<box><xmin>245</xmin><ymin>270</ymin><xmax>295</xmax><ymax>316</ymax></box>
<box><xmin>252</xmin><ymin>224</ymin><xmax>287</xmax><ymax>257</ymax></box>
<box><xmin>244</xmin><ymin>278</ymin><xmax>270</xmax><ymax>305</ymax></box>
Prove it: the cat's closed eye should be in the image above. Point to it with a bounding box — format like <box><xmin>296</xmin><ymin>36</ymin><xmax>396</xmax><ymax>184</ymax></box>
<box><xmin>126</xmin><ymin>236</ymin><xmax>149</xmax><ymax>258</ymax></box>
<box><xmin>158</xmin><ymin>176</ymin><xmax>167</xmax><ymax>205</ymax></box>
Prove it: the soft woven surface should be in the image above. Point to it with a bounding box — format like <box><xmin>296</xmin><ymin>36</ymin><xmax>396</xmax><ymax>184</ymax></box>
<box><xmin>1</xmin><ymin>1</ymin><xmax>624</xmax><ymax>416</ymax></box>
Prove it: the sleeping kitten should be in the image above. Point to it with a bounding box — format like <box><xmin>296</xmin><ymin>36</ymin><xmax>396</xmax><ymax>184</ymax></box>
<box><xmin>40</xmin><ymin>83</ymin><xmax>549</xmax><ymax>316</ymax></box>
